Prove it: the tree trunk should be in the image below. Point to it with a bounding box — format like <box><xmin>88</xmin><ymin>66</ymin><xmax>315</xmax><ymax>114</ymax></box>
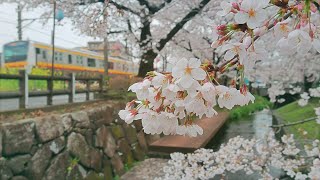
<box><xmin>138</xmin><ymin>49</ymin><xmax>157</xmax><ymax>77</ymax></box>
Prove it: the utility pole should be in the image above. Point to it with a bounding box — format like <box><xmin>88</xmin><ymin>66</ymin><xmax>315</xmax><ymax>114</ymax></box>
<box><xmin>48</xmin><ymin>0</ymin><xmax>56</xmax><ymax>105</ymax></box>
<box><xmin>17</xmin><ymin>4</ymin><xmax>22</xmax><ymax>40</ymax></box>
<box><xmin>103</xmin><ymin>36</ymin><xmax>109</xmax><ymax>90</ymax></box>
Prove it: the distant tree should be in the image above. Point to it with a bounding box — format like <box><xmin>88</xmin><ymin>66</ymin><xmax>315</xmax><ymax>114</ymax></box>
<box><xmin>0</xmin><ymin>0</ymin><xmax>222</xmax><ymax>77</ymax></box>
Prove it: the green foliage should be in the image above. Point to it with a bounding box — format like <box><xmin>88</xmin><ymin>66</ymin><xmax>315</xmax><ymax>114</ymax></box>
<box><xmin>229</xmin><ymin>95</ymin><xmax>272</xmax><ymax>120</ymax></box>
<box><xmin>113</xmin><ymin>175</ymin><xmax>120</xmax><ymax>180</ymax></box>
<box><xmin>0</xmin><ymin>67</ymin><xmax>66</xmax><ymax>92</ymax></box>
<box><xmin>67</xmin><ymin>157</ymin><xmax>80</xmax><ymax>174</ymax></box>
<box><xmin>104</xmin><ymin>89</ymin><xmax>136</xmax><ymax>101</ymax></box>
<box><xmin>275</xmin><ymin>98</ymin><xmax>320</xmax><ymax>139</ymax></box>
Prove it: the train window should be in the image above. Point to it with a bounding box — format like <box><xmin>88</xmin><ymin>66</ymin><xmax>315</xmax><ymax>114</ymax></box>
<box><xmin>42</xmin><ymin>50</ymin><xmax>47</xmax><ymax>59</ymax></box>
<box><xmin>54</xmin><ymin>52</ymin><xmax>58</xmax><ymax>61</ymax></box>
<box><xmin>36</xmin><ymin>48</ymin><xmax>40</xmax><ymax>54</ymax></box>
<box><xmin>59</xmin><ymin>52</ymin><xmax>63</xmax><ymax>61</ymax></box>
<box><xmin>68</xmin><ymin>55</ymin><xmax>72</xmax><ymax>64</ymax></box>
<box><xmin>108</xmin><ymin>62</ymin><xmax>114</xmax><ymax>69</ymax></box>
<box><xmin>54</xmin><ymin>52</ymin><xmax>63</xmax><ymax>61</ymax></box>
<box><xmin>76</xmin><ymin>56</ymin><xmax>83</xmax><ymax>64</ymax></box>
<box><xmin>88</xmin><ymin>58</ymin><xmax>96</xmax><ymax>67</ymax></box>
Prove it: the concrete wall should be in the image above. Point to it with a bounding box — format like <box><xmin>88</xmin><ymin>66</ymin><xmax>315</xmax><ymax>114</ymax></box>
<box><xmin>0</xmin><ymin>101</ymin><xmax>157</xmax><ymax>180</ymax></box>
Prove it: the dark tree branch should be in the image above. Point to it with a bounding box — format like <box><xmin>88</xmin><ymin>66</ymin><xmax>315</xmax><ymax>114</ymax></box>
<box><xmin>271</xmin><ymin>117</ymin><xmax>317</xmax><ymax>128</ymax></box>
<box><xmin>156</xmin><ymin>0</ymin><xmax>211</xmax><ymax>52</ymax></box>
<box><xmin>108</xmin><ymin>30</ymin><xmax>127</xmax><ymax>34</ymax></box>
<box><xmin>127</xmin><ymin>19</ymin><xmax>139</xmax><ymax>42</ymax></box>
<box><xmin>172</xmin><ymin>39</ymin><xmax>200</xmax><ymax>59</ymax></box>
<box><xmin>137</xmin><ymin>0</ymin><xmax>173</xmax><ymax>14</ymax></box>
<box><xmin>109</xmin><ymin>1</ymin><xmax>140</xmax><ymax>16</ymax></box>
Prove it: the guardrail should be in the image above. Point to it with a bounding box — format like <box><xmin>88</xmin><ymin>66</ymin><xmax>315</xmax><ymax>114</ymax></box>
<box><xmin>0</xmin><ymin>70</ymin><xmax>104</xmax><ymax>109</ymax></box>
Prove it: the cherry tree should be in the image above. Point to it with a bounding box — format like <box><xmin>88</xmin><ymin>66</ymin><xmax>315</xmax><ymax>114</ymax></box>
<box><xmin>118</xmin><ymin>0</ymin><xmax>320</xmax><ymax>178</ymax></box>
<box><xmin>1</xmin><ymin>0</ymin><xmax>226</xmax><ymax>77</ymax></box>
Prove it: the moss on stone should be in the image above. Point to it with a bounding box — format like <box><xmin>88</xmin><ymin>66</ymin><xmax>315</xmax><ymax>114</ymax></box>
<box><xmin>111</xmin><ymin>125</ymin><xmax>125</xmax><ymax>139</ymax></box>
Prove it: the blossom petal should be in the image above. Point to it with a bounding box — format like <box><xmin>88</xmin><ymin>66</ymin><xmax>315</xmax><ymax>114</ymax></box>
<box><xmin>224</xmin><ymin>50</ymin><xmax>237</xmax><ymax>60</ymax></box>
<box><xmin>255</xmin><ymin>10</ymin><xmax>267</xmax><ymax>23</ymax></box>
<box><xmin>221</xmin><ymin>44</ymin><xmax>234</xmax><ymax>52</ymax></box>
<box><xmin>313</xmin><ymin>39</ymin><xmax>320</xmax><ymax>53</ymax></box>
<box><xmin>235</xmin><ymin>12</ymin><xmax>249</xmax><ymax>24</ymax></box>
<box><xmin>179</xmin><ymin>75</ymin><xmax>194</xmax><ymax>88</ymax></box>
<box><xmin>247</xmin><ymin>17</ymin><xmax>261</xmax><ymax>29</ymax></box>
<box><xmin>172</xmin><ymin>59</ymin><xmax>188</xmax><ymax>78</ymax></box>
<box><xmin>188</xmin><ymin>58</ymin><xmax>201</xmax><ymax>68</ymax></box>
<box><xmin>191</xmin><ymin>68</ymin><xmax>206</xmax><ymax>80</ymax></box>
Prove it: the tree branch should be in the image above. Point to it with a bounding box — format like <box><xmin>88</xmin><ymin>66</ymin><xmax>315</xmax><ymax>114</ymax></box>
<box><xmin>209</xmin><ymin>11</ymin><xmax>294</xmax><ymax>73</ymax></box>
<box><xmin>270</xmin><ymin>117</ymin><xmax>318</xmax><ymax>128</ymax></box>
<box><xmin>137</xmin><ymin>0</ymin><xmax>173</xmax><ymax>14</ymax></box>
<box><xmin>127</xmin><ymin>19</ymin><xmax>139</xmax><ymax>42</ymax></box>
<box><xmin>172</xmin><ymin>39</ymin><xmax>200</xmax><ymax>59</ymax></box>
<box><xmin>156</xmin><ymin>0</ymin><xmax>211</xmax><ymax>52</ymax></box>
<box><xmin>108</xmin><ymin>30</ymin><xmax>127</xmax><ymax>34</ymax></box>
<box><xmin>109</xmin><ymin>1</ymin><xmax>140</xmax><ymax>16</ymax></box>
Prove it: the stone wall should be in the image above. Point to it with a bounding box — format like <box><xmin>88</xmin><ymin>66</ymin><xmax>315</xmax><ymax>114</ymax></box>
<box><xmin>0</xmin><ymin>101</ymin><xmax>157</xmax><ymax>180</ymax></box>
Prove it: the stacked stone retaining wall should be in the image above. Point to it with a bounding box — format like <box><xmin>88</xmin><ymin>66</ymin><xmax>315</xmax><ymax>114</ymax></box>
<box><xmin>0</xmin><ymin>101</ymin><xmax>157</xmax><ymax>180</ymax></box>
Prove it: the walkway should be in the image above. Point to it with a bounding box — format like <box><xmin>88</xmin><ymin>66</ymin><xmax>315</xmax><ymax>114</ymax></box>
<box><xmin>149</xmin><ymin>112</ymin><xmax>229</xmax><ymax>154</ymax></box>
<box><xmin>120</xmin><ymin>158</ymin><xmax>168</xmax><ymax>180</ymax></box>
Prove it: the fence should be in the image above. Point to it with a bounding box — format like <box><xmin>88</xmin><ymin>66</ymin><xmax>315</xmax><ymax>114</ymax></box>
<box><xmin>0</xmin><ymin>70</ymin><xmax>104</xmax><ymax>109</ymax></box>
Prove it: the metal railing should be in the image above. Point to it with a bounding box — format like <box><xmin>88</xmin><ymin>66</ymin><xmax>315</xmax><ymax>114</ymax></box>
<box><xmin>0</xmin><ymin>70</ymin><xmax>104</xmax><ymax>109</ymax></box>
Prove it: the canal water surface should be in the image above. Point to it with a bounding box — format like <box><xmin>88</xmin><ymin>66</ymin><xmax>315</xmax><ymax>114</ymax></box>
<box><xmin>205</xmin><ymin>109</ymin><xmax>285</xmax><ymax>179</ymax></box>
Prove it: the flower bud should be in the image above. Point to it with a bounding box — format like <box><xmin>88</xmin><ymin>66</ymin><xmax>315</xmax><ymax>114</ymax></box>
<box><xmin>232</xmin><ymin>2</ymin><xmax>240</xmax><ymax>10</ymax></box>
<box><xmin>217</xmin><ymin>24</ymin><xmax>227</xmax><ymax>31</ymax></box>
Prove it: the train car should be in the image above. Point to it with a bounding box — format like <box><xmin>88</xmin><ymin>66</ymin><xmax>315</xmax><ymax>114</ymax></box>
<box><xmin>0</xmin><ymin>40</ymin><xmax>138</xmax><ymax>76</ymax></box>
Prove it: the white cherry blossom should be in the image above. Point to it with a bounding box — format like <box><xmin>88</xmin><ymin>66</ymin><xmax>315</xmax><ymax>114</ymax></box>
<box><xmin>217</xmin><ymin>87</ymin><xmax>241</xmax><ymax>109</ymax></box>
<box><xmin>313</xmin><ymin>38</ymin><xmax>320</xmax><ymax>53</ymax></box>
<box><xmin>221</xmin><ymin>42</ymin><xmax>248</xmax><ymax>63</ymax></box>
<box><xmin>287</xmin><ymin>29</ymin><xmax>312</xmax><ymax>55</ymax></box>
<box><xmin>128</xmin><ymin>79</ymin><xmax>151</xmax><ymax>100</ymax></box>
<box><xmin>172</xmin><ymin>58</ymin><xmax>206</xmax><ymax>89</ymax></box>
<box><xmin>176</xmin><ymin>124</ymin><xmax>204</xmax><ymax>137</ymax></box>
<box><xmin>118</xmin><ymin>109</ymin><xmax>142</xmax><ymax>124</ymax></box>
<box><xmin>238</xmin><ymin>90</ymin><xmax>255</xmax><ymax>106</ymax></box>
<box><xmin>217</xmin><ymin>1</ymin><xmax>234</xmax><ymax>16</ymax></box>
<box><xmin>234</xmin><ymin>0</ymin><xmax>269</xmax><ymax>29</ymax></box>
<box><xmin>274</xmin><ymin>19</ymin><xmax>292</xmax><ymax>38</ymax></box>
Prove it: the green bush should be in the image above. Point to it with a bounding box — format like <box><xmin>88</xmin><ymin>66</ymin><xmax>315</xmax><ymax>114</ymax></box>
<box><xmin>229</xmin><ymin>95</ymin><xmax>272</xmax><ymax>120</ymax></box>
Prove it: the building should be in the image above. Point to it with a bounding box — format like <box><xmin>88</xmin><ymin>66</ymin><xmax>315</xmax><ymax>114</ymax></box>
<box><xmin>85</xmin><ymin>41</ymin><xmax>131</xmax><ymax>61</ymax></box>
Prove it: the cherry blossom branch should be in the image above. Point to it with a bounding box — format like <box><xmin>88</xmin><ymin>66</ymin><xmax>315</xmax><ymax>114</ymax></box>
<box><xmin>209</xmin><ymin>12</ymin><xmax>294</xmax><ymax>73</ymax></box>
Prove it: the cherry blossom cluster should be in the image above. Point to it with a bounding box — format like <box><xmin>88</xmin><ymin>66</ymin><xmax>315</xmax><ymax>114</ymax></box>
<box><xmin>157</xmin><ymin>132</ymin><xmax>320</xmax><ymax>180</ymax></box>
<box><xmin>298</xmin><ymin>92</ymin><xmax>311</xmax><ymax>107</ymax></box>
<box><xmin>119</xmin><ymin>58</ymin><xmax>255</xmax><ymax>137</ymax></box>
<box><xmin>211</xmin><ymin>0</ymin><xmax>320</xmax><ymax>77</ymax></box>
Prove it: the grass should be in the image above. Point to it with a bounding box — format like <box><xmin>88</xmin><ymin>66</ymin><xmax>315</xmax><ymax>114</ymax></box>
<box><xmin>229</xmin><ymin>95</ymin><xmax>273</xmax><ymax>120</ymax></box>
<box><xmin>275</xmin><ymin>98</ymin><xmax>320</xmax><ymax>140</ymax></box>
<box><xmin>0</xmin><ymin>67</ymin><xmax>67</xmax><ymax>92</ymax></box>
<box><xmin>103</xmin><ymin>89</ymin><xmax>136</xmax><ymax>101</ymax></box>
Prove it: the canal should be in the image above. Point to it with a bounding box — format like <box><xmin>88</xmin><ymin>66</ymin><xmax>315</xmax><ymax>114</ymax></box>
<box><xmin>205</xmin><ymin>109</ymin><xmax>284</xmax><ymax>179</ymax></box>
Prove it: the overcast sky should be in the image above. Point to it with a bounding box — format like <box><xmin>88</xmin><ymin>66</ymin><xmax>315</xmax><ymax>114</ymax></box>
<box><xmin>0</xmin><ymin>3</ymin><xmax>100</xmax><ymax>51</ymax></box>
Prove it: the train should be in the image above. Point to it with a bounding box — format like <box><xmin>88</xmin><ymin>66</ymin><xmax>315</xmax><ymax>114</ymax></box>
<box><xmin>0</xmin><ymin>41</ymin><xmax>138</xmax><ymax>76</ymax></box>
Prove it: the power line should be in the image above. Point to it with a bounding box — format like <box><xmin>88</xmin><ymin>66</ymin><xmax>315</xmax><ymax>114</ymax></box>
<box><xmin>0</xmin><ymin>18</ymin><xmax>85</xmax><ymax>47</ymax></box>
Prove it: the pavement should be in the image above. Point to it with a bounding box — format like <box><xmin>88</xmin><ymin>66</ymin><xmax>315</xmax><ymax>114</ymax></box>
<box><xmin>0</xmin><ymin>93</ymin><xmax>94</xmax><ymax>112</ymax></box>
<box><xmin>120</xmin><ymin>158</ymin><xmax>168</xmax><ymax>180</ymax></box>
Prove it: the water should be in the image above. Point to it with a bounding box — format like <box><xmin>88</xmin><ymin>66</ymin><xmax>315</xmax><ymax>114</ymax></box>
<box><xmin>206</xmin><ymin>109</ymin><xmax>273</xmax><ymax>151</ymax></box>
<box><xmin>205</xmin><ymin>110</ymin><xmax>285</xmax><ymax>180</ymax></box>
